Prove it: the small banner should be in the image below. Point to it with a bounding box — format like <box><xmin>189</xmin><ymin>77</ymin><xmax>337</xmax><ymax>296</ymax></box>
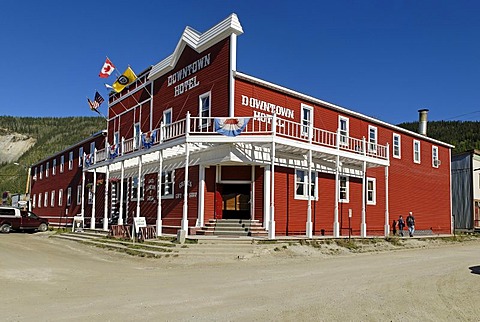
<box><xmin>214</xmin><ymin>117</ymin><xmax>250</xmax><ymax>137</ymax></box>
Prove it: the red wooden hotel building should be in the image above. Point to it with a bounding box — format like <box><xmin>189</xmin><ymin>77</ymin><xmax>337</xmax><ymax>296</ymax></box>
<box><xmin>30</xmin><ymin>14</ymin><xmax>453</xmax><ymax>238</ymax></box>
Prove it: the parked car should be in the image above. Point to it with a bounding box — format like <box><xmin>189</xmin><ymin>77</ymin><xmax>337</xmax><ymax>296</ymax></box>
<box><xmin>0</xmin><ymin>206</ymin><xmax>49</xmax><ymax>233</ymax></box>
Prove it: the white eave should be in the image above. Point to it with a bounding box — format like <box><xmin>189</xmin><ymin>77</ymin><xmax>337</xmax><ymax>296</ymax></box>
<box><xmin>235</xmin><ymin>72</ymin><xmax>454</xmax><ymax>149</ymax></box>
<box><xmin>148</xmin><ymin>13</ymin><xmax>243</xmax><ymax>81</ymax></box>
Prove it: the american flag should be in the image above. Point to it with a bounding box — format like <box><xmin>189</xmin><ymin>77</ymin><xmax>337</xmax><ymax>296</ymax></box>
<box><xmin>87</xmin><ymin>91</ymin><xmax>104</xmax><ymax>111</ymax></box>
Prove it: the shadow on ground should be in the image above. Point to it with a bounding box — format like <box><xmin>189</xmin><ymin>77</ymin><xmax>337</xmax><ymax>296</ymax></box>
<box><xmin>469</xmin><ymin>266</ymin><xmax>480</xmax><ymax>275</ymax></box>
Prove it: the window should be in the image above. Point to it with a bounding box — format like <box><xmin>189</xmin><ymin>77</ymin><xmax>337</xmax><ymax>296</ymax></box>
<box><xmin>40</xmin><ymin>164</ymin><xmax>43</xmax><ymax>180</ymax></box>
<box><xmin>88</xmin><ymin>188</ymin><xmax>93</xmax><ymax>205</ymax></box>
<box><xmin>46</xmin><ymin>162</ymin><xmax>49</xmax><ymax>178</ymax></box>
<box><xmin>38</xmin><ymin>193</ymin><xmax>42</xmax><ymax>208</ymax></box>
<box><xmin>60</xmin><ymin>155</ymin><xmax>64</xmax><ymax>173</ymax></box>
<box><xmin>67</xmin><ymin>187</ymin><xmax>72</xmax><ymax>206</ymax></box>
<box><xmin>413</xmin><ymin>140</ymin><xmax>421</xmax><ymax>163</ymax></box>
<box><xmin>301</xmin><ymin>104</ymin><xmax>313</xmax><ymax>136</ymax></box>
<box><xmin>366</xmin><ymin>178</ymin><xmax>376</xmax><ymax>205</ymax></box>
<box><xmin>77</xmin><ymin>185</ymin><xmax>82</xmax><ymax>205</ymax></box>
<box><xmin>199</xmin><ymin>92</ymin><xmax>211</xmax><ymax>128</ymax></box>
<box><xmin>368</xmin><ymin>125</ymin><xmax>377</xmax><ymax>153</ymax></box>
<box><xmin>32</xmin><ymin>194</ymin><xmax>36</xmax><ymax>208</ymax></box>
<box><xmin>52</xmin><ymin>159</ymin><xmax>56</xmax><ymax>175</ymax></box>
<box><xmin>132</xmin><ymin>176</ymin><xmax>144</xmax><ymax>200</ymax></box>
<box><xmin>339</xmin><ymin>176</ymin><xmax>349</xmax><ymax>202</ymax></box>
<box><xmin>78</xmin><ymin>147</ymin><xmax>83</xmax><ymax>167</ymax></box>
<box><xmin>114</xmin><ymin>131</ymin><xmax>120</xmax><ymax>146</ymax></box>
<box><xmin>50</xmin><ymin>190</ymin><xmax>55</xmax><ymax>207</ymax></box>
<box><xmin>90</xmin><ymin>142</ymin><xmax>95</xmax><ymax>155</ymax></box>
<box><xmin>393</xmin><ymin>133</ymin><xmax>401</xmax><ymax>159</ymax></box>
<box><xmin>58</xmin><ymin>189</ymin><xmax>63</xmax><ymax>206</ymax></box>
<box><xmin>432</xmin><ymin>146</ymin><xmax>439</xmax><ymax>168</ymax></box>
<box><xmin>69</xmin><ymin>151</ymin><xmax>74</xmax><ymax>170</ymax></box>
<box><xmin>161</xmin><ymin>170</ymin><xmax>174</xmax><ymax>199</ymax></box>
<box><xmin>33</xmin><ymin>167</ymin><xmax>37</xmax><ymax>180</ymax></box>
<box><xmin>339</xmin><ymin>116</ymin><xmax>349</xmax><ymax>146</ymax></box>
<box><xmin>44</xmin><ymin>192</ymin><xmax>48</xmax><ymax>207</ymax></box>
<box><xmin>134</xmin><ymin>122</ymin><xmax>141</xmax><ymax>149</ymax></box>
<box><xmin>163</xmin><ymin>108</ymin><xmax>172</xmax><ymax>125</ymax></box>
<box><xmin>295</xmin><ymin>169</ymin><xmax>317</xmax><ymax>199</ymax></box>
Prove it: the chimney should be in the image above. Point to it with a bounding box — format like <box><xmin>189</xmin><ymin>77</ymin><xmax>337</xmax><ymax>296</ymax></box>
<box><xmin>418</xmin><ymin>109</ymin><xmax>429</xmax><ymax>135</ymax></box>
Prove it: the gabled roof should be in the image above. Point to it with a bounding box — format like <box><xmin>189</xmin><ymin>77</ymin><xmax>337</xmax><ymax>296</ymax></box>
<box><xmin>148</xmin><ymin>13</ymin><xmax>243</xmax><ymax>81</ymax></box>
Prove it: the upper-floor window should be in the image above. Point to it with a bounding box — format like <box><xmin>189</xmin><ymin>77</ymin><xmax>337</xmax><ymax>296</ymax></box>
<box><xmin>339</xmin><ymin>116</ymin><xmax>349</xmax><ymax>146</ymax></box>
<box><xmin>44</xmin><ymin>191</ymin><xmax>48</xmax><ymax>207</ymax></box>
<box><xmin>114</xmin><ymin>131</ymin><xmax>120</xmax><ymax>146</ymax></box>
<box><xmin>60</xmin><ymin>155</ymin><xmax>65</xmax><ymax>173</ymax></box>
<box><xmin>432</xmin><ymin>146</ymin><xmax>439</xmax><ymax>168</ymax></box>
<box><xmin>366</xmin><ymin>177</ymin><xmax>376</xmax><ymax>205</ymax></box>
<box><xmin>52</xmin><ymin>159</ymin><xmax>56</xmax><ymax>175</ymax></box>
<box><xmin>393</xmin><ymin>133</ymin><xmax>401</xmax><ymax>159</ymax></box>
<box><xmin>50</xmin><ymin>190</ymin><xmax>55</xmax><ymax>207</ymax></box>
<box><xmin>38</xmin><ymin>192</ymin><xmax>42</xmax><ymax>208</ymax></box>
<box><xmin>199</xmin><ymin>92</ymin><xmax>211</xmax><ymax>128</ymax></box>
<box><xmin>132</xmin><ymin>176</ymin><xmax>144</xmax><ymax>200</ymax></box>
<box><xmin>163</xmin><ymin>108</ymin><xmax>172</xmax><ymax>125</ymax></box>
<box><xmin>45</xmin><ymin>162</ymin><xmax>49</xmax><ymax>178</ymax></box>
<box><xmin>78</xmin><ymin>147</ymin><xmax>83</xmax><ymax>167</ymax></box>
<box><xmin>368</xmin><ymin>125</ymin><xmax>377</xmax><ymax>153</ymax></box>
<box><xmin>58</xmin><ymin>189</ymin><xmax>63</xmax><ymax>206</ymax></box>
<box><xmin>76</xmin><ymin>184</ymin><xmax>82</xmax><ymax>205</ymax></box>
<box><xmin>295</xmin><ymin>169</ymin><xmax>317</xmax><ymax>200</ymax></box>
<box><xmin>134</xmin><ymin>122</ymin><xmax>141</xmax><ymax>149</ymax></box>
<box><xmin>68</xmin><ymin>151</ymin><xmax>74</xmax><ymax>170</ymax></box>
<box><xmin>32</xmin><ymin>194</ymin><xmax>36</xmax><ymax>208</ymax></box>
<box><xmin>339</xmin><ymin>176</ymin><xmax>349</xmax><ymax>203</ymax></box>
<box><xmin>33</xmin><ymin>167</ymin><xmax>37</xmax><ymax>181</ymax></box>
<box><xmin>67</xmin><ymin>187</ymin><xmax>72</xmax><ymax>206</ymax></box>
<box><xmin>90</xmin><ymin>142</ymin><xmax>95</xmax><ymax>155</ymax></box>
<box><xmin>301</xmin><ymin>104</ymin><xmax>313</xmax><ymax>136</ymax></box>
<box><xmin>413</xmin><ymin>140</ymin><xmax>421</xmax><ymax>164</ymax></box>
<box><xmin>39</xmin><ymin>165</ymin><xmax>43</xmax><ymax>180</ymax></box>
<box><xmin>161</xmin><ymin>170</ymin><xmax>174</xmax><ymax>199</ymax></box>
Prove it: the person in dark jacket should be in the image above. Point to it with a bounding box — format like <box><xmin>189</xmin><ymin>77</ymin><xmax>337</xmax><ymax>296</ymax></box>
<box><xmin>397</xmin><ymin>215</ymin><xmax>405</xmax><ymax>237</ymax></box>
<box><xmin>407</xmin><ymin>211</ymin><xmax>415</xmax><ymax>237</ymax></box>
<box><xmin>392</xmin><ymin>219</ymin><xmax>397</xmax><ymax>236</ymax></box>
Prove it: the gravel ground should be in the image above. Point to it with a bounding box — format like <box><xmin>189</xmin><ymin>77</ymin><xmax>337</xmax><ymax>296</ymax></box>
<box><xmin>1</xmin><ymin>232</ymin><xmax>480</xmax><ymax>321</ymax></box>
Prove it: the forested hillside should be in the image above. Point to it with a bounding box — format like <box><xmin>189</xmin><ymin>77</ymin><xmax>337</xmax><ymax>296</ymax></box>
<box><xmin>0</xmin><ymin>116</ymin><xmax>105</xmax><ymax>194</ymax></box>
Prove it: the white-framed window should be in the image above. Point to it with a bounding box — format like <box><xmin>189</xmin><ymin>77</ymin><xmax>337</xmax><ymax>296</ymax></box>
<box><xmin>60</xmin><ymin>155</ymin><xmax>64</xmax><ymax>173</ymax></box>
<box><xmin>78</xmin><ymin>147</ymin><xmax>83</xmax><ymax>167</ymax></box>
<box><xmin>88</xmin><ymin>188</ymin><xmax>93</xmax><ymax>205</ymax></box>
<box><xmin>58</xmin><ymin>189</ymin><xmax>63</xmax><ymax>207</ymax></box>
<box><xmin>163</xmin><ymin>108</ymin><xmax>172</xmax><ymax>125</ymax></box>
<box><xmin>132</xmin><ymin>176</ymin><xmax>144</xmax><ymax>200</ymax></box>
<box><xmin>76</xmin><ymin>185</ymin><xmax>82</xmax><ymax>205</ymax></box>
<box><xmin>114</xmin><ymin>131</ymin><xmax>120</xmax><ymax>146</ymax></box>
<box><xmin>68</xmin><ymin>151</ymin><xmax>74</xmax><ymax>170</ymax></box>
<box><xmin>432</xmin><ymin>146</ymin><xmax>439</xmax><ymax>168</ymax></box>
<box><xmin>38</xmin><ymin>193</ymin><xmax>41</xmax><ymax>208</ymax></box>
<box><xmin>90</xmin><ymin>142</ymin><xmax>95</xmax><ymax>155</ymax></box>
<box><xmin>339</xmin><ymin>176</ymin><xmax>349</xmax><ymax>203</ymax></box>
<box><xmin>368</xmin><ymin>125</ymin><xmax>377</xmax><ymax>153</ymax></box>
<box><xmin>45</xmin><ymin>162</ymin><xmax>49</xmax><ymax>178</ymax></box>
<box><xmin>33</xmin><ymin>167</ymin><xmax>37</xmax><ymax>181</ymax></box>
<box><xmin>52</xmin><ymin>159</ymin><xmax>56</xmax><ymax>175</ymax></box>
<box><xmin>161</xmin><ymin>170</ymin><xmax>175</xmax><ymax>199</ymax></box>
<box><xmin>301</xmin><ymin>104</ymin><xmax>313</xmax><ymax>136</ymax></box>
<box><xmin>393</xmin><ymin>133</ymin><xmax>401</xmax><ymax>159</ymax></box>
<box><xmin>199</xmin><ymin>92</ymin><xmax>211</xmax><ymax>128</ymax></box>
<box><xmin>339</xmin><ymin>116</ymin><xmax>349</xmax><ymax>146</ymax></box>
<box><xmin>44</xmin><ymin>192</ymin><xmax>48</xmax><ymax>207</ymax></box>
<box><xmin>413</xmin><ymin>139</ymin><xmax>421</xmax><ymax>164</ymax></box>
<box><xmin>134</xmin><ymin>122</ymin><xmax>141</xmax><ymax>149</ymax></box>
<box><xmin>50</xmin><ymin>190</ymin><xmax>55</xmax><ymax>207</ymax></box>
<box><xmin>366</xmin><ymin>177</ymin><xmax>376</xmax><ymax>205</ymax></box>
<box><xmin>39</xmin><ymin>164</ymin><xmax>43</xmax><ymax>180</ymax></box>
<box><xmin>32</xmin><ymin>194</ymin><xmax>36</xmax><ymax>208</ymax></box>
<box><xmin>67</xmin><ymin>187</ymin><xmax>72</xmax><ymax>206</ymax></box>
<box><xmin>295</xmin><ymin>169</ymin><xmax>317</xmax><ymax>200</ymax></box>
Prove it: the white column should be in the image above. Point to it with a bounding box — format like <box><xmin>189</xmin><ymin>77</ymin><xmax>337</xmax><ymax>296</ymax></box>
<box><xmin>81</xmin><ymin>167</ymin><xmax>85</xmax><ymax>219</ymax></box>
<box><xmin>156</xmin><ymin>150</ymin><xmax>163</xmax><ymax>237</ymax></box>
<box><xmin>361</xmin><ymin>161</ymin><xmax>367</xmax><ymax>237</ymax></box>
<box><xmin>384</xmin><ymin>143</ymin><xmax>390</xmax><ymax>236</ymax></box>
<box><xmin>103</xmin><ymin>165</ymin><xmax>109</xmax><ymax>231</ymax></box>
<box><xmin>181</xmin><ymin>113</ymin><xmax>190</xmax><ymax>233</ymax></box>
<box><xmin>268</xmin><ymin>114</ymin><xmax>276</xmax><ymax>239</ymax></box>
<box><xmin>118</xmin><ymin>161</ymin><xmax>124</xmax><ymax>225</ymax></box>
<box><xmin>333</xmin><ymin>154</ymin><xmax>340</xmax><ymax>238</ymax></box>
<box><xmin>229</xmin><ymin>33</ymin><xmax>237</xmax><ymax>117</ymax></box>
<box><xmin>197</xmin><ymin>164</ymin><xmax>205</xmax><ymax>227</ymax></box>
<box><xmin>250</xmin><ymin>165</ymin><xmax>255</xmax><ymax>221</ymax></box>
<box><xmin>264</xmin><ymin>166</ymin><xmax>270</xmax><ymax>229</ymax></box>
<box><xmin>90</xmin><ymin>169</ymin><xmax>96</xmax><ymax>229</ymax></box>
<box><xmin>306</xmin><ymin>123</ymin><xmax>313</xmax><ymax>238</ymax></box>
<box><xmin>136</xmin><ymin>156</ymin><xmax>142</xmax><ymax>218</ymax></box>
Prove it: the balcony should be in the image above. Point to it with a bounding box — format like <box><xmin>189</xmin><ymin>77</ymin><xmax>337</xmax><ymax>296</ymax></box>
<box><xmin>93</xmin><ymin>114</ymin><xmax>388</xmax><ymax>166</ymax></box>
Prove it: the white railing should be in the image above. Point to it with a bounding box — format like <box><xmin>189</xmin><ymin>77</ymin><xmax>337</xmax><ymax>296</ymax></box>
<box><xmin>92</xmin><ymin>114</ymin><xmax>389</xmax><ymax>164</ymax></box>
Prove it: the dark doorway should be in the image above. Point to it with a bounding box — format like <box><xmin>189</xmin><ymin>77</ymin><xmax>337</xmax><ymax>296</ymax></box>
<box><xmin>219</xmin><ymin>184</ymin><xmax>251</xmax><ymax>219</ymax></box>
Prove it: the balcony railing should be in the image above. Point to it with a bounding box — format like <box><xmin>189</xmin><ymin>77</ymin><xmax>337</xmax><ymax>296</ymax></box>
<box><xmin>92</xmin><ymin>113</ymin><xmax>388</xmax><ymax>166</ymax></box>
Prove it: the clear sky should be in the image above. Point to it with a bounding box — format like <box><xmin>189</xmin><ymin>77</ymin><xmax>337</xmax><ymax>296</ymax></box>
<box><xmin>1</xmin><ymin>0</ymin><xmax>479</xmax><ymax>125</ymax></box>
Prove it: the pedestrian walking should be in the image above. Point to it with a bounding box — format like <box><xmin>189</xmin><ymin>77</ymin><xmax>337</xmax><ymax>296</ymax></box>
<box><xmin>392</xmin><ymin>219</ymin><xmax>397</xmax><ymax>236</ymax></box>
<box><xmin>407</xmin><ymin>211</ymin><xmax>415</xmax><ymax>237</ymax></box>
<box><xmin>398</xmin><ymin>215</ymin><xmax>405</xmax><ymax>237</ymax></box>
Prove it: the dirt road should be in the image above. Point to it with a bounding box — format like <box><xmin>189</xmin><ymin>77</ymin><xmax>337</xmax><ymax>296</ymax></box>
<box><xmin>1</xmin><ymin>232</ymin><xmax>480</xmax><ymax>321</ymax></box>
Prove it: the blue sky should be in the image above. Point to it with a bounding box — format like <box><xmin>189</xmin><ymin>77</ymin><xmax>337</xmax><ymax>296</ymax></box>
<box><xmin>1</xmin><ymin>0</ymin><xmax>479</xmax><ymax>124</ymax></box>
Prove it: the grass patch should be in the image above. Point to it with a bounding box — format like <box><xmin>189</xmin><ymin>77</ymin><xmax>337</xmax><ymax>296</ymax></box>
<box><xmin>335</xmin><ymin>239</ymin><xmax>359</xmax><ymax>250</ymax></box>
<box><xmin>385</xmin><ymin>236</ymin><xmax>403</xmax><ymax>246</ymax></box>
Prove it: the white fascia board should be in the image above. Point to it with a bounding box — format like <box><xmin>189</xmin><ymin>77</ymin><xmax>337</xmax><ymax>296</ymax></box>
<box><xmin>235</xmin><ymin>72</ymin><xmax>454</xmax><ymax>149</ymax></box>
<box><xmin>148</xmin><ymin>13</ymin><xmax>243</xmax><ymax>81</ymax></box>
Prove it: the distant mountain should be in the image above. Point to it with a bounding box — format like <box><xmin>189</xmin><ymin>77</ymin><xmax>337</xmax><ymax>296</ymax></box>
<box><xmin>0</xmin><ymin>116</ymin><xmax>105</xmax><ymax>195</ymax></box>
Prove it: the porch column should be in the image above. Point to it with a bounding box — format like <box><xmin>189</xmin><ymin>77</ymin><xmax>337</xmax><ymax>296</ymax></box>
<box><xmin>118</xmin><ymin>160</ymin><xmax>124</xmax><ymax>225</ymax></box>
<box><xmin>103</xmin><ymin>164</ymin><xmax>110</xmax><ymax>231</ymax></box>
<box><xmin>81</xmin><ymin>168</ymin><xmax>85</xmax><ymax>220</ymax></box>
<box><xmin>136</xmin><ymin>156</ymin><xmax>142</xmax><ymax>218</ymax></box>
<box><xmin>90</xmin><ymin>169</ymin><xmax>96</xmax><ymax>229</ymax></box>
<box><xmin>250</xmin><ymin>165</ymin><xmax>255</xmax><ymax>221</ymax></box>
<box><xmin>384</xmin><ymin>143</ymin><xmax>390</xmax><ymax>236</ymax></box>
<box><xmin>156</xmin><ymin>150</ymin><xmax>163</xmax><ymax>236</ymax></box>
<box><xmin>197</xmin><ymin>164</ymin><xmax>205</xmax><ymax>227</ymax></box>
<box><xmin>333</xmin><ymin>154</ymin><xmax>340</xmax><ymax>238</ymax></box>
<box><xmin>181</xmin><ymin>113</ymin><xmax>191</xmax><ymax>233</ymax></box>
<box><xmin>361</xmin><ymin>161</ymin><xmax>367</xmax><ymax>237</ymax></box>
<box><xmin>268</xmin><ymin>114</ymin><xmax>276</xmax><ymax>239</ymax></box>
<box><xmin>264</xmin><ymin>166</ymin><xmax>271</xmax><ymax>229</ymax></box>
<box><xmin>306</xmin><ymin>148</ymin><xmax>313</xmax><ymax>238</ymax></box>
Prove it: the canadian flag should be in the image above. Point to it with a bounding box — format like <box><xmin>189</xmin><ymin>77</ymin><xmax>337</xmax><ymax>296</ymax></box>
<box><xmin>99</xmin><ymin>57</ymin><xmax>115</xmax><ymax>78</ymax></box>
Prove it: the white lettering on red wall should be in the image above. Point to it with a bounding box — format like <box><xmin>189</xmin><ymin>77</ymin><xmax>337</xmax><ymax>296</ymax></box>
<box><xmin>168</xmin><ymin>53</ymin><xmax>211</xmax><ymax>97</ymax></box>
<box><xmin>241</xmin><ymin>95</ymin><xmax>295</xmax><ymax>119</ymax></box>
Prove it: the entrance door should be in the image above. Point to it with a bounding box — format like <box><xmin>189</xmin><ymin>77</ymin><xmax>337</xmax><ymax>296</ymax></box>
<box><xmin>220</xmin><ymin>184</ymin><xmax>251</xmax><ymax>220</ymax></box>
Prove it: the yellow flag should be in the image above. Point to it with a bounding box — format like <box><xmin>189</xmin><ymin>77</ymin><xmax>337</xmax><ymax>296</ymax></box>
<box><xmin>112</xmin><ymin>67</ymin><xmax>137</xmax><ymax>93</ymax></box>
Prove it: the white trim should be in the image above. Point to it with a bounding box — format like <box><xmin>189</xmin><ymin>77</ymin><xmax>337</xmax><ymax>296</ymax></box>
<box><xmin>338</xmin><ymin>115</ymin><xmax>349</xmax><ymax>147</ymax></box>
<box><xmin>163</xmin><ymin>108</ymin><xmax>173</xmax><ymax>125</ymax></box>
<box><xmin>301</xmin><ymin>103</ymin><xmax>313</xmax><ymax>136</ymax></box>
<box><xmin>199</xmin><ymin>91</ymin><xmax>211</xmax><ymax>128</ymax></box>
<box><xmin>294</xmin><ymin>168</ymin><xmax>318</xmax><ymax>200</ymax></box>
<box><xmin>339</xmin><ymin>176</ymin><xmax>349</xmax><ymax>203</ymax></box>
<box><xmin>368</xmin><ymin>125</ymin><xmax>378</xmax><ymax>153</ymax></box>
<box><xmin>392</xmin><ymin>133</ymin><xmax>401</xmax><ymax>159</ymax></box>
<box><xmin>413</xmin><ymin>139</ymin><xmax>421</xmax><ymax>164</ymax></box>
<box><xmin>229</xmin><ymin>33</ymin><xmax>237</xmax><ymax>117</ymax></box>
<box><xmin>366</xmin><ymin>177</ymin><xmax>376</xmax><ymax>205</ymax></box>
<box><xmin>432</xmin><ymin>145</ymin><xmax>439</xmax><ymax>168</ymax></box>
